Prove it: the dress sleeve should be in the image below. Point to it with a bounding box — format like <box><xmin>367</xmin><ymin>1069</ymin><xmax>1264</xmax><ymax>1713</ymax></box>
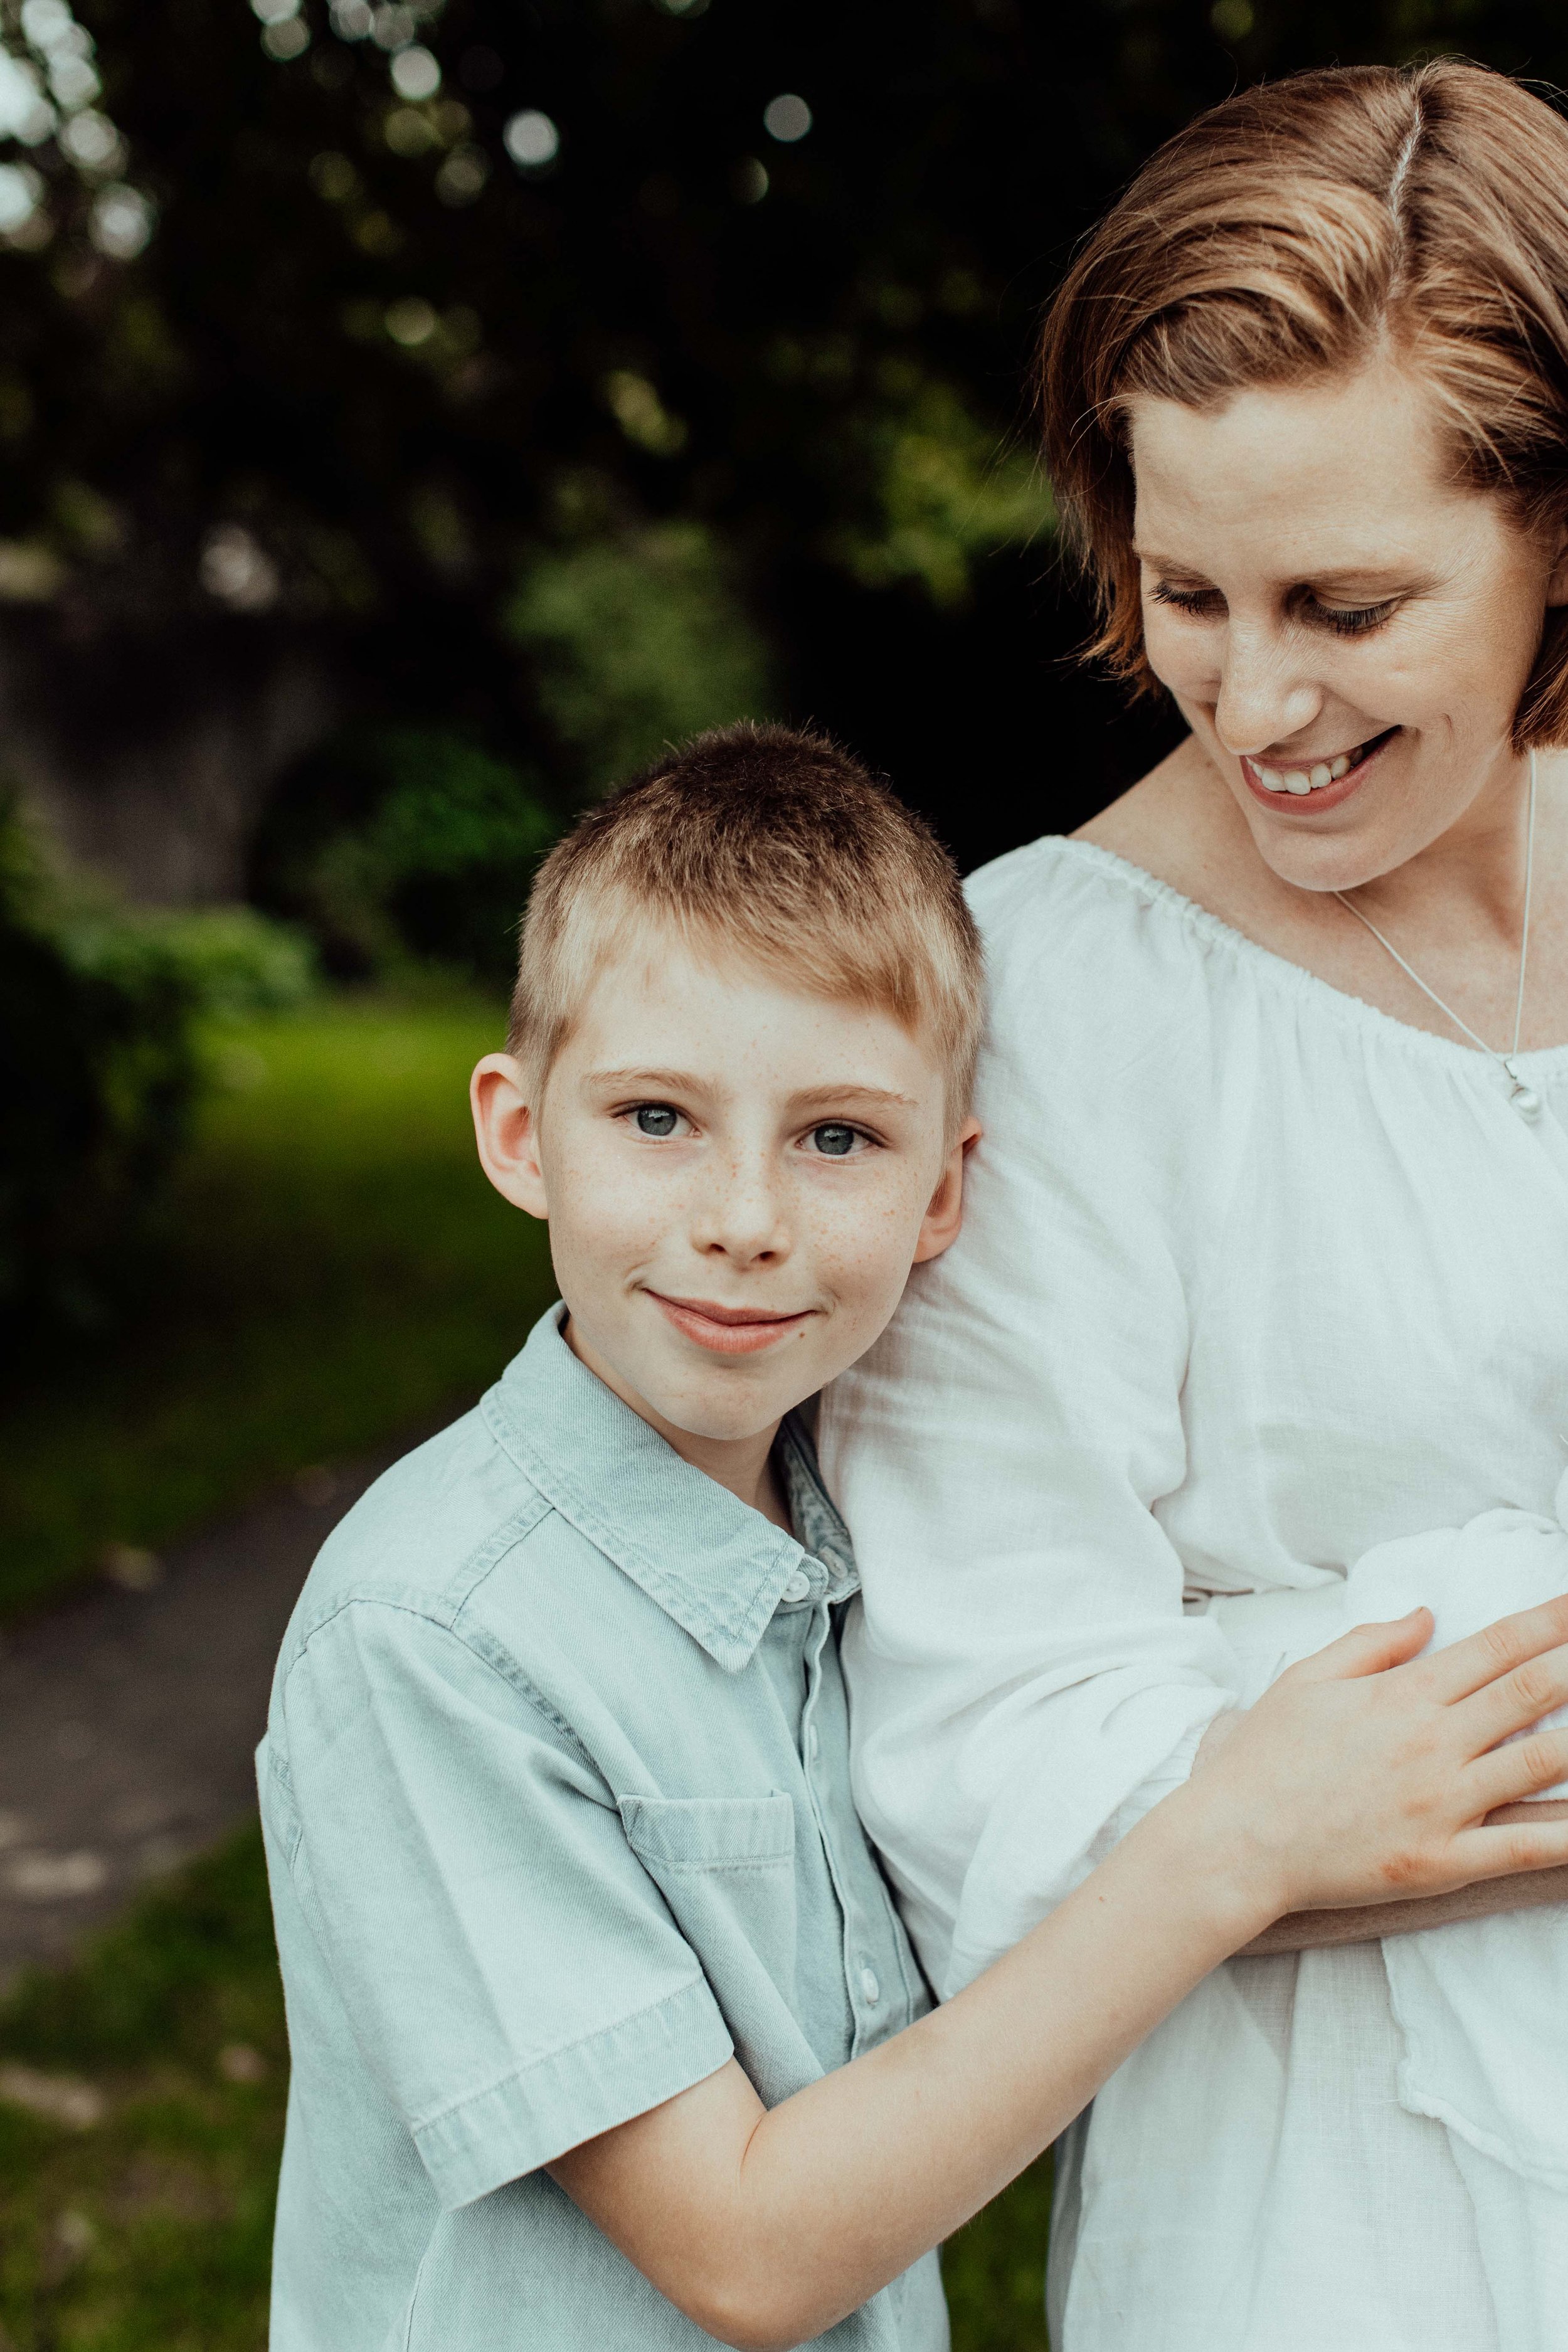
<box><xmin>270</xmin><ymin>1600</ymin><xmax>734</xmax><ymax>2208</ymax></box>
<box><xmin>819</xmin><ymin>846</ymin><xmax>1249</xmax><ymax>1996</ymax></box>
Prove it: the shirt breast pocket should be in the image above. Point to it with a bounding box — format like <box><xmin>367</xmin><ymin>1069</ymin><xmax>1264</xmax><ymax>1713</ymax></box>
<box><xmin>618</xmin><ymin>1793</ymin><xmax>801</xmax><ymax>2050</ymax></box>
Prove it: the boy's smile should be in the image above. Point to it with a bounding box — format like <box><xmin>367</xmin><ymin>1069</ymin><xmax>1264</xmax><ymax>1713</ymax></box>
<box><xmin>472</xmin><ymin>923</ymin><xmax>978</xmax><ymax>1515</ymax></box>
<box><xmin>645</xmin><ymin>1292</ymin><xmax>817</xmax><ymax>1354</ymax></box>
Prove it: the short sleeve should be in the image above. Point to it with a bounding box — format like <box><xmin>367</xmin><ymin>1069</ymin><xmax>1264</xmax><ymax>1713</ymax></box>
<box><xmin>273</xmin><ymin>1601</ymin><xmax>733</xmax><ymax>2208</ymax></box>
<box><xmin>820</xmin><ymin>845</ymin><xmax>1248</xmax><ymax>1994</ymax></box>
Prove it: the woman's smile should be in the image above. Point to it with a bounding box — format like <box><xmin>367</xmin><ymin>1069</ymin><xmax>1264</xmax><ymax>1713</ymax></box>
<box><xmin>1239</xmin><ymin>726</ymin><xmax>1401</xmax><ymax>817</ymax></box>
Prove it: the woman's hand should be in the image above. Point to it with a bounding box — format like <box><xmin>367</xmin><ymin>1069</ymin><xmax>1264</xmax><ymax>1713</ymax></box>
<box><xmin>1175</xmin><ymin>1594</ymin><xmax>1568</xmax><ymax>1931</ymax></box>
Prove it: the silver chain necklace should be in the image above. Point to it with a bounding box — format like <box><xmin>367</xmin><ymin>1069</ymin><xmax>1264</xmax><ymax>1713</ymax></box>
<box><xmin>1333</xmin><ymin>748</ymin><xmax>1542</xmax><ymax>1124</ymax></box>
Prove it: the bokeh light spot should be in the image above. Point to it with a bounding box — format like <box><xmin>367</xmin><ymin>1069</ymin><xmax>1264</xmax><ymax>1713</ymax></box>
<box><xmin>763</xmin><ymin>93</ymin><xmax>811</xmax><ymax>142</ymax></box>
<box><xmin>435</xmin><ymin>144</ymin><xmax>489</xmax><ymax>206</ymax></box>
<box><xmin>1210</xmin><ymin>0</ymin><xmax>1254</xmax><ymax>33</ymax></box>
<box><xmin>0</xmin><ymin>162</ymin><xmax>42</xmax><ymax>235</ymax></box>
<box><xmin>262</xmin><ymin>19</ymin><xmax>310</xmax><ymax>60</ymax></box>
<box><xmin>384</xmin><ymin>294</ymin><xmax>437</xmax><ymax>346</ymax></box>
<box><xmin>200</xmin><ymin>524</ymin><xmax>280</xmax><ymax>612</ymax></box>
<box><xmin>730</xmin><ymin>156</ymin><xmax>768</xmax><ymax>204</ymax></box>
<box><xmin>371</xmin><ymin>4</ymin><xmax>415</xmax><ymax>51</ymax></box>
<box><xmin>389</xmin><ymin>45</ymin><xmax>440</xmax><ymax>100</ymax></box>
<box><xmin>250</xmin><ymin>0</ymin><xmax>302</xmax><ymax>22</ymax></box>
<box><xmin>504</xmin><ymin>109</ymin><xmax>559</xmax><ymax>171</ymax></box>
<box><xmin>19</xmin><ymin>0</ymin><xmax>73</xmax><ymax>46</ymax></box>
<box><xmin>309</xmin><ymin>149</ymin><xmax>358</xmax><ymax>201</ymax></box>
<box><xmin>384</xmin><ymin>106</ymin><xmax>436</xmax><ymax>156</ymax></box>
<box><xmin>329</xmin><ymin>0</ymin><xmax>373</xmax><ymax>35</ymax></box>
<box><xmin>0</xmin><ymin>51</ymin><xmax>56</xmax><ymax>145</ymax></box>
<box><xmin>58</xmin><ymin>107</ymin><xmax>122</xmax><ymax>172</ymax></box>
<box><xmin>46</xmin><ymin>48</ymin><xmax>98</xmax><ymax>106</ymax></box>
<box><xmin>87</xmin><ymin>181</ymin><xmax>152</xmax><ymax>258</ymax></box>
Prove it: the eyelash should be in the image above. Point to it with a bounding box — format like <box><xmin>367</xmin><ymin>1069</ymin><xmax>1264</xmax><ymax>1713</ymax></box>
<box><xmin>1150</xmin><ymin>581</ymin><xmax>1399</xmax><ymax>638</ymax></box>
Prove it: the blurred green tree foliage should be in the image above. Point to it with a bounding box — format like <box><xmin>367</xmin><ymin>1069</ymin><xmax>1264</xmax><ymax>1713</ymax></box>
<box><xmin>508</xmin><ymin>517</ymin><xmax>780</xmax><ymax>792</ymax></box>
<box><xmin>0</xmin><ymin>0</ymin><xmax>1548</xmax><ymax>869</ymax></box>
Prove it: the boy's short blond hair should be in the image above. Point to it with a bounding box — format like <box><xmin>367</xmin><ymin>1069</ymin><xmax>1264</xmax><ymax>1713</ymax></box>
<box><xmin>509</xmin><ymin>723</ymin><xmax>985</xmax><ymax>1123</ymax></box>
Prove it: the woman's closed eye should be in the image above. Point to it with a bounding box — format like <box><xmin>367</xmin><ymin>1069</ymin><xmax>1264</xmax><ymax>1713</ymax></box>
<box><xmin>624</xmin><ymin>1102</ymin><xmax>694</xmax><ymax>1140</ymax></box>
<box><xmin>1150</xmin><ymin>578</ymin><xmax>1400</xmax><ymax>637</ymax></box>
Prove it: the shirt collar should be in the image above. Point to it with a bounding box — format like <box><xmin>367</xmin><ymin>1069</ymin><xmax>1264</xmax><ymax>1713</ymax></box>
<box><xmin>482</xmin><ymin>1307</ymin><xmax>857</xmax><ymax>1673</ymax></box>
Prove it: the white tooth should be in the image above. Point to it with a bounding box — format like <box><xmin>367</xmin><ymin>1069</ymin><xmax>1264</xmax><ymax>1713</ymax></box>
<box><xmin>1310</xmin><ymin>764</ymin><xmax>1331</xmax><ymax>788</ymax></box>
<box><xmin>1284</xmin><ymin>771</ymin><xmax>1311</xmax><ymax>795</ymax></box>
<box><xmin>1258</xmin><ymin>766</ymin><xmax>1286</xmax><ymax>791</ymax></box>
<box><xmin>1330</xmin><ymin>755</ymin><xmax>1349</xmax><ymax>780</ymax></box>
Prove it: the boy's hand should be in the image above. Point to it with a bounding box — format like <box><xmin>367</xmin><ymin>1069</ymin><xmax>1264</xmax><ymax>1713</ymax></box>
<box><xmin>1179</xmin><ymin>1593</ymin><xmax>1568</xmax><ymax>1932</ymax></box>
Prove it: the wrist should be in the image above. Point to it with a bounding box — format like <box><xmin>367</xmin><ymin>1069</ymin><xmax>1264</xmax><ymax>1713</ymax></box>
<box><xmin>1125</xmin><ymin>1780</ymin><xmax>1286</xmax><ymax>1956</ymax></box>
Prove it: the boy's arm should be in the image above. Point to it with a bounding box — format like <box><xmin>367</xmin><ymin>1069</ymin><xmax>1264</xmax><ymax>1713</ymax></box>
<box><xmin>552</xmin><ymin>1600</ymin><xmax>1568</xmax><ymax>2351</ymax></box>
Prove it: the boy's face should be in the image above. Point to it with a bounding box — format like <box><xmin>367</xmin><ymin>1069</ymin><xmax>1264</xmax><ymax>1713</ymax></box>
<box><xmin>472</xmin><ymin>930</ymin><xmax>978</xmax><ymax>1444</ymax></box>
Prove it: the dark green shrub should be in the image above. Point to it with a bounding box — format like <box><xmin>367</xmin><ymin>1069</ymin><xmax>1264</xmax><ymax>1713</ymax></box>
<box><xmin>0</xmin><ymin>817</ymin><xmax>315</xmax><ymax>1338</ymax></box>
<box><xmin>253</xmin><ymin>726</ymin><xmax>558</xmax><ymax>988</ymax></box>
<box><xmin>0</xmin><ymin>816</ymin><xmax>201</xmax><ymax>1333</ymax></box>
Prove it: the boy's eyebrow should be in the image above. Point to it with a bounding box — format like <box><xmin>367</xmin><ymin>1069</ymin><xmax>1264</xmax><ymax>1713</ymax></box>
<box><xmin>582</xmin><ymin>1069</ymin><xmax>923</xmax><ymax>1113</ymax></box>
<box><xmin>585</xmin><ymin>1067</ymin><xmax>709</xmax><ymax>1094</ymax></box>
<box><xmin>783</xmin><ymin>1084</ymin><xmax>923</xmax><ymax>1113</ymax></box>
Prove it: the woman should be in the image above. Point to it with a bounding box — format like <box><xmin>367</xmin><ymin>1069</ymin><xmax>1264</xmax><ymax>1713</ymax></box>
<box><xmin>820</xmin><ymin>60</ymin><xmax>1568</xmax><ymax>2352</ymax></box>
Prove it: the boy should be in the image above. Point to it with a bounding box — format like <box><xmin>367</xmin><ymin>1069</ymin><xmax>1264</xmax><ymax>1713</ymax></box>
<box><xmin>258</xmin><ymin>723</ymin><xmax>1568</xmax><ymax>2351</ymax></box>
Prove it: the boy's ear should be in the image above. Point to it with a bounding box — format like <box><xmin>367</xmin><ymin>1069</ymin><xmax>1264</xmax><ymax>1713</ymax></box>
<box><xmin>470</xmin><ymin>1054</ymin><xmax>549</xmax><ymax>1219</ymax></box>
<box><xmin>911</xmin><ymin>1117</ymin><xmax>982</xmax><ymax>1264</ymax></box>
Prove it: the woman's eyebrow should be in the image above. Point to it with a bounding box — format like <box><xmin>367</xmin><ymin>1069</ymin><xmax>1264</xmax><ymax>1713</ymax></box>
<box><xmin>1133</xmin><ymin>544</ymin><xmax>1431</xmax><ymax>594</ymax></box>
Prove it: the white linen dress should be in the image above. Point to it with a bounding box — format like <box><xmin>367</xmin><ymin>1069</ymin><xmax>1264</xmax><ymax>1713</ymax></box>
<box><xmin>818</xmin><ymin>835</ymin><xmax>1568</xmax><ymax>2352</ymax></box>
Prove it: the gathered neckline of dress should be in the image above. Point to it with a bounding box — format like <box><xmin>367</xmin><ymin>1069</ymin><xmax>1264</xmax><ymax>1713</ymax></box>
<box><xmin>1034</xmin><ymin>834</ymin><xmax>1568</xmax><ymax>1078</ymax></box>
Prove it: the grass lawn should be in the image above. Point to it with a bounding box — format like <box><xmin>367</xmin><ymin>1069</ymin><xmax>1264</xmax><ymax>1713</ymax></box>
<box><xmin>0</xmin><ymin>992</ymin><xmax>556</xmax><ymax>1617</ymax></box>
<box><xmin>0</xmin><ymin>1826</ymin><xmax>1051</xmax><ymax>2351</ymax></box>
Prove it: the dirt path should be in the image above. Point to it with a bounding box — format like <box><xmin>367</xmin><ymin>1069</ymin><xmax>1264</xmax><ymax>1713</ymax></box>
<box><xmin>0</xmin><ymin>1441</ymin><xmax>413</xmax><ymax>1987</ymax></box>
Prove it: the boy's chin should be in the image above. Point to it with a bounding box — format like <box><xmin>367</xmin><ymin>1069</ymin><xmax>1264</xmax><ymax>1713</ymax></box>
<box><xmin>654</xmin><ymin>1372</ymin><xmax>803</xmax><ymax>1447</ymax></box>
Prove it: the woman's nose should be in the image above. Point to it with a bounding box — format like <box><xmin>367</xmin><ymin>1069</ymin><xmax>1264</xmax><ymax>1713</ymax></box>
<box><xmin>1212</xmin><ymin>625</ymin><xmax>1323</xmax><ymax>757</ymax></box>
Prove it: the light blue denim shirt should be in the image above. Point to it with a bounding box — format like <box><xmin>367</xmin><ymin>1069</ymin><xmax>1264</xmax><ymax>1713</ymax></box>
<box><xmin>258</xmin><ymin>1307</ymin><xmax>948</xmax><ymax>2352</ymax></box>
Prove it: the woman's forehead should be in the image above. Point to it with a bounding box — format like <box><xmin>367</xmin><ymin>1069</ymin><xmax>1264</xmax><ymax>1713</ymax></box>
<box><xmin>1125</xmin><ymin>362</ymin><xmax>1490</xmax><ymax>564</ymax></box>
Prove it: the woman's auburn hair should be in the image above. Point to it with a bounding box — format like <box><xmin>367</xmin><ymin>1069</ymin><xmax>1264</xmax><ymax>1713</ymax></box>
<box><xmin>1039</xmin><ymin>59</ymin><xmax>1568</xmax><ymax>749</ymax></box>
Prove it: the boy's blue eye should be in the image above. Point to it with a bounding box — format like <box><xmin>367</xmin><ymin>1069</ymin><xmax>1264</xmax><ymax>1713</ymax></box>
<box><xmin>634</xmin><ymin>1105</ymin><xmax>679</xmax><ymax>1137</ymax></box>
<box><xmin>810</xmin><ymin>1123</ymin><xmax>857</xmax><ymax>1157</ymax></box>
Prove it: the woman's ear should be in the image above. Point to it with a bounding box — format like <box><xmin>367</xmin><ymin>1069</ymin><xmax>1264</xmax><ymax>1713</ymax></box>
<box><xmin>470</xmin><ymin>1054</ymin><xmax>549</xmax><ymax>1219</ymax></box>
<box><xmin>911</xmin><ymin>1117</ymin><xmax>982</xmax><ymax>1264</ymax></box>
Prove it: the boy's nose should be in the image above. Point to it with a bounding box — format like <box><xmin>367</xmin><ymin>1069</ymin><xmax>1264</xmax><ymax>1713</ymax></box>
<box><xmin>690</xmin><ymin>1155</ymin><xmax>792</xmax><ymax>1266</ymax></box>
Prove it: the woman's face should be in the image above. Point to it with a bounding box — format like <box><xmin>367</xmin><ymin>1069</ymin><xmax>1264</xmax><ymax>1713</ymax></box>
<box><xmin>1126</xmin><ymin>358</ymin><xmax>1568</xmax><ymax>892</ymax></box>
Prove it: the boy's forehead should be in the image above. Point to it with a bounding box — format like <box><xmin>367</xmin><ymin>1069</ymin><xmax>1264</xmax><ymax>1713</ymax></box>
<box><xmin>565</xmin><ymin>920</ymin><xmax>945</xmax><ymax>1089</ymax></box>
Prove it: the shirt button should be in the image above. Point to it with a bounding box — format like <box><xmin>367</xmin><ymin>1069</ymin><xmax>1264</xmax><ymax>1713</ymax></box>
<box><xmin>781</xmin><ymin>1568</ymin><xmax>810</xmax><ymax>1604</ymax></box>
<box><xmin>859</xmin><ymin>1966</ymin><xmax>881</xmax><ymax>2006</ymax></box>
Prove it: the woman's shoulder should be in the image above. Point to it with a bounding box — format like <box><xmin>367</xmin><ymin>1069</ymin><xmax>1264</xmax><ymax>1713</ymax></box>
<box><xmin>965</xmin><ymin>829</ymin><xmax>1251</xmax><ymax>1021</ymax></box>
<box><xmin>967</xmin><ymin>745</ymin><xmax>1315</xmax><ymax>1036</ymax></box>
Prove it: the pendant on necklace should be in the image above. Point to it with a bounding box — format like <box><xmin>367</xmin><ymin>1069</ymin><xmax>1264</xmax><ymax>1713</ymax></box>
<box><xmin>1503</xmin><ymin>1059</ymin><xmax>1543</xmax><ymax>1122</ymax></box>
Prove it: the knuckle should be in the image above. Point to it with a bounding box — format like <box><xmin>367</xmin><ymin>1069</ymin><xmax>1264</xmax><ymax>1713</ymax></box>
<box><xmin>1513</xmin><ymin>1732</ymin><xmax>1562</xmax><ymax>1788</ymax></box>
<box><xmin>1508</xmin><ymin>1663</ymin><xmax>1557</xmax><ymax>1720</ymax></box>
<box><xmin>1476</xmin><ymin>1619</ymin><xmax>1523</xmax><ymax>1676</ymax></box>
